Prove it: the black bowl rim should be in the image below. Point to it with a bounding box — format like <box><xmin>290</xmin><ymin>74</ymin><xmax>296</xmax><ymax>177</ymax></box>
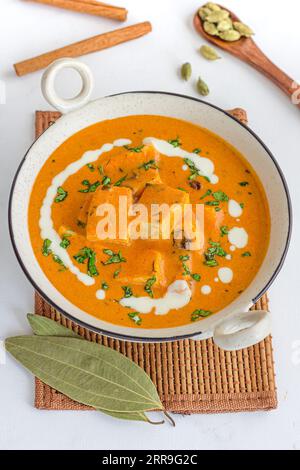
<box><xmin>8</xmin><ymin>91</ymin><xmax>292</xmax><ymax>342</ymax></box>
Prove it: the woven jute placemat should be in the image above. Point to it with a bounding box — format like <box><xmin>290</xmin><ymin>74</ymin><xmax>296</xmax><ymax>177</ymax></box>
<box><xmin>34</xmin><ymin>109</ymin><xmax>277</xmax><ymax>414</ymax></box>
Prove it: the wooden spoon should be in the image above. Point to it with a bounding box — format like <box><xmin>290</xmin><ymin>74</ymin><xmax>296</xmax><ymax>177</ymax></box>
<box><xmin>194</xmin><ymin>6</ymin><xmax>300</xmax><ymax>108</ymax></box>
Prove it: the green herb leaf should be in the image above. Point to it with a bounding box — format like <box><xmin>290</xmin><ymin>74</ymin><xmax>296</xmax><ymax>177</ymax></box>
<box><xmin>60</xmin><ymin>237</ymin><xmax>70</xmax><ymax>249</ymax></box>
<box><xmin>220</xmin><ymin>225</ymin><xmax>229</xmax><ymax>237</ymax></box>
<box><xmin>55</xmin><ymin>186</ymin><xmax>68</xmax><ymax>203</ymax></box>
<box><xmin>114</xmin><ymin>174</ymin><xmax>127</xmax><ymax>187</ymax></box>
<box><xmin>177</xmin><ymin>187</ymin><xmax>188</xmax><ymax>192</ymax></box>
<box><xmin>124</xmin><ymin>145</ymin><xmax>144</xmax><ymax>153</ymax></box>
<box><xmin>205</xmin><ymin>200</ymin><xmax>219</xmax><ymax>206</ymax></box>
<box><xmin>138</xmin><ymin>160</ymin><xmax>159</xmax><ymax>171</ymax></box>
<box><xmin>191</xmin><ymin>273</ymin><xmax>201</xmax><ymax>281</ymax></box>
<box><xmin>179</xmin><ymin>255</ymin><xmax>190</xmax><ymax>261</ymax></box>
<box><xmin>5</xmin><ymin>335</ymin><xmax>163</xmax><ymax>414</ymax></box>
<box><xmin>144</xmin><ymin>276</ymin><xmax>156</xmax><ymax>298</ymax></box>
<box><xmin>122</xmin><ymin>286</ymin><xmax>133</xmax><ymax>298</ymax></box>
<box><xmin>239</xmin><ymin>181</ymin><xmax>249</xmax><ymax>186</ymax></box>
<box><xmin>212</xmin><ymin>190</ymin><xmax>228</xmax><ymax>201</ymax></box>
<box><xmin>52</xmin><ymin>254</ymin><xmax>66</xmax><ymax>271</ymax></box>
<box><xmin>193</xmin><ymin>148</ymin><xmax>201</xmax><ymax>154</ymax></box>
<box><xmin>74</xmin><ymin>247</ymin><xmax>98</xmax><ymax>277</ymax></box>
<box><xmin>128</xmin><ymin>312</ymin><xmax>142</xmax><ymax>326</ymax></box>
<box><xmin>113</xmin><ymin>269</ymin><xmax>121</xmax><ymax>278</ymax></box>
<box><xmin>168</xmin><ymin>137</ymin><xmax>181</xmax><ymax>148</ymax></box>
<box><xmin>203</xmin><ymin>240</ymin><xmax>226</xmax><ymax>266</ymax></box>
<box><xmin>242</xmin><ymin>251</ymin><xmax>251</xmax><ymax>257</ymax></box>
<box><xmin>86</xmin><ymin>163</ymin><xmax>95</xmax><ymax>172</ymax></box>
<box><xmin>42</xmin><ymin>239</ymin><xmax>52</xmax><ymax>256</ymax></box>
<box><xmin>101</xmin><ymin>281</ymin><xmax>109</xmax><ymax>290</ymax></box>
<box><xmin>240</xmin><ymin>202</ymin><xmax>245</xmax><ymax>209</ymax></box>
<box><xmin>103</xmin><ymin>249</ymin><xmax>126</xmax><ymax>265</ymax></box>
<box><xmin>102</xmin><ymin>176</ymin><xmax>111</xmax><ymax>187</ymax></box>
<box><xmin>79</xmin><ymin>180</ymin><xmax>101</xmax><ymax>193</ymax></box>
<box><xmin>191</xmin><ymin>309</ymin><xmax>212</xmax><ymax>321</ymax></box>
<box><xmin>200</xmin><ymin>189</ymin><xmax>212</xmax><ymax>200</ymax></box>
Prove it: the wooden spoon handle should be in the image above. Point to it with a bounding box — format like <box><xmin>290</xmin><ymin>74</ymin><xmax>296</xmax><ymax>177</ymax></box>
<box><xmin>242</xmin><ymin>46</ymin><xmax>300</xmax><ymax>108</ymax></box>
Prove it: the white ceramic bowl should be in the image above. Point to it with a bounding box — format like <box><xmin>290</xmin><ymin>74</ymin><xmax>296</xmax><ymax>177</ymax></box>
<box><xmin>8</xmin><ymin>59</ymin><xmax>292</xmax><ymax>350</ymax></box>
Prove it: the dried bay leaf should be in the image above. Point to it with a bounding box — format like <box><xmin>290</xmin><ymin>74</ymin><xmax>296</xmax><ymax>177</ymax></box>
<box><xmin>5</xmin><ymin>335</ymin><xmax>163</xmax><ymax>413</ymax></box>
<box><xmin>27</xmin><ymin>313</ymin><xmax>81</xmax><ymax>338</ymax></box>
<box><xmin>98</xmin><ymin>409</ymin><xmax>164</xmax><ymax>424</ymax></box>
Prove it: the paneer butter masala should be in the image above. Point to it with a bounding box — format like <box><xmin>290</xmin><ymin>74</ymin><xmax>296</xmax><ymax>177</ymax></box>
<box><xmin>29</xmin><ymin>115</ymin><xmax>270</xmax><ymax>329</ymax></box>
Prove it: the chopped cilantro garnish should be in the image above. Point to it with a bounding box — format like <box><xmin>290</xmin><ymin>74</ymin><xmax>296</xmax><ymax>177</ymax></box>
<box><xmin>212</xmin><ymin>190</ymin><xmax>228</xmax><ymax>201</ymax></box>
<box><xmin>200</xmin><ymin>189</ymin><xmax>212</xmax><ymax>200</ymax></box>
<box><xmin>193</xmin><ymin>148</ymin><xmax>201</xmax><ymax>154</ymax></box>
<box><xmin>168</xmin><ymin>137</ymin><xmax>181</xmax><ymax>148</ymax></box>
<box><xmin>191</xmin><ymin>273</ymin><xmax>201</xmax><ymax>281</ymax></box>
<box><xmin>42</xmin><ymin>239</ymin><xmax>52</xmax><ymax>256</ymax></box>
<box><xmin>74</xmin><ymin>247</ymin><xmax>98</xmax><ymax>277</ymax></box>
<box><xmin>122</xmin><ymin>286</ymin><xmax>133</xmax><ymax>298</ymax></box>
<box><xmin>128</xmin><ymin>312</ymin><xmax>142</xmax><ymax>325</ymax></box>
<box><xmin>138</xmin><ymin>159</ymin><xmax>159</xmax><ymax>171</ymax></box>
<box><xmin>191</xmin><ymin>309</ymin><xmax>212</xmax><ymax>321</ymax></box>
<box><xmin>240</xmin><ymin>202</ymin><xmax>245</xmax><ymax>209</ymax></box>
<box><xmin>220</xmin><ymin>225</ymin><xmax>229</xmax><ymax>237</ymax></box>
<box><xmin>179</xmin><ymin>255</ymin><xmax>190</xmax><ymax>261</ymax></box>
<box><xmin>52</xmin><ymin>254</ymin><xmax>67</xmax><ymax>271</ymax></box>
<box><xmin>102</xmin><ymin>175</ymin><xmax>111</xmax><ymax>187</ymax></box>
<box><xmin>114</xmin><ymin>174</ymin><xmax>127</xmax><ymax>186</ymax></box>
<box><xmin>239</xmin><ymin>181</ymin><xmax>249</xmax><ymax>186</ymax></box>
<box><xmin>242</xmin><ymin>251</ymin><xmax>251</xmax><ymax>257</ymax></box>
<box><xmin>177</xmin><ymin>187</ymin><xmax>188</xmax><ymax>192</ymax></box>
<box><xmin>60</xmin><ymin>237</ymin><xmax>70</xmax><ymax>249</ymax></box>
<box><xmin>204</xmin><ymin>240</ymin><xmax>226</xmax><ymax>267</ymax></box>
<box><xmin>205</xmin><ymin>200</ymin><xmax>219</xmax><ymax>206</ymax></box>
<box><xmin>54</xmin><ymin>186</ymin><xmax>68</xmax><ymax>203</ymax></box>
<box><xmin>182</xmin><ymin>262</ymin><xmax>191</xmax><ymax>276</ymax></box>
<box><xmin>86</xmin><ymin>163</ymin><xmax>95</xmax><ymax>172</ymax></box>
<box><xmin>79</xmin><ymin>180</ymin><xmax>100</xmax><ymax>193</ymax></box>
<box><xmin>144</xmin><ymin>276</ymin><xmax>156</xmax><ymax>298</ymax></box>
<box><xmin>113</xmin><ymin>268</ymin><xmax>121</xmax><ymax>278</ymax></box>
<box><xmin>102</xmin><ymin>249</ymin><xmax>126</xmax><ymax>265</ymax></box>
<box><xmin>124</xmin><ymin>144</ymin><xmax>144</xmax><ymax>153</ymax></box>
<box><xmin>101</xmin><ymin>281</ymin><xmax>109</xmax><ymax>290</ymax></box>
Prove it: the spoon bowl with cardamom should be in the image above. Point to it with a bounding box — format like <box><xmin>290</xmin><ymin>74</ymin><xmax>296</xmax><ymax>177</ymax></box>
<box><xmin>194</xmin><ymin>3</ymin><xmax>300</xmax><ymax>108</ymax></box>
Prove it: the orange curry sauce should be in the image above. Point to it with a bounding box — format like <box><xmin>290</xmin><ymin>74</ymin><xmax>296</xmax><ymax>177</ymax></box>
<box><xmin>28</xmin><ymin>115</ymin><xmax>270</xmax><ymax>329</ymax></box>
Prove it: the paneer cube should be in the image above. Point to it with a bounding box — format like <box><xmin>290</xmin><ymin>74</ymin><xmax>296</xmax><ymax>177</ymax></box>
<box><xmin>137</xmin><ymin>183</ymin><xmax>190</xmax><ymax>239</ymax></box>
<box><xmin>101</xmin><ymin>145</ymin><xmax>161</xmax><ymax>198</ymax></box>
<box><xmin>86</xmin><ymin>186</ymin><xmax>133</xmax><ymax>245</ymax></box>
<box><xmin>117</xmin><ymin>250</ymin><xmax>166</xmax><ymax>287</ymax></box>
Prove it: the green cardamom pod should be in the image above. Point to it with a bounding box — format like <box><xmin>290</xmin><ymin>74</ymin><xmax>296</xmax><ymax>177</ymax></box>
<box><xmin>197</xmin><ymin>77</ymin><xmax>210</xmax><ymax>96</ymax></box>
<box><xmin>219</xmin><ymin>29</ymin><xmax>241</xmax><ymax>41</ymax></box>
<box><xmin>205</xmin><ymin>2</ymin><xmax>221</xmax><ymax>11</ymax></box>
<box><xmin>181</xmin><ymin>62</ymin><xmax>192</xmax><ymax>81</ymax></box>
<box><xmin>203</xmin><ymin>21</ymin><xmax>219</xmax><ymax>36</ymax></box>
<box><xmin>200</xmin><ymin>45</ymin><xmax>221</xmax><ymax>61</ymax></box>
<box><xmin>233</xmin><ymin>21</ymin><xmax>254</xmax><ymax>37</ymax></box>
<box><xmin>206</xmin><ymin>10</ymin><xmax>229</xmax><ymax>23</ymax></box>
<box><xmin>217</xmin><ymin>19</ymin><xmax>232</xmax><ymax>32</ymax></box>
<box><xmin>198</xmin><ymin>6</ymin><xmax>211</xmax><ymax>20</ymax></box>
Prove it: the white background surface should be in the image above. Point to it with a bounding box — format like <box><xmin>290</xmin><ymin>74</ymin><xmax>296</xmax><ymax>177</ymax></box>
<box><xmin>0</xmin><ymin>0</ymin><xmax>299</xmax><ymax>451</ymax></box>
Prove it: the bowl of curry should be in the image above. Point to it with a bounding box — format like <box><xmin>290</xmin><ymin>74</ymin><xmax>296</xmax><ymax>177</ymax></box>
<box><xmin>9</xmin><ymin>59</ymin><xmax>291</xmax><ymax>349</ymax></box>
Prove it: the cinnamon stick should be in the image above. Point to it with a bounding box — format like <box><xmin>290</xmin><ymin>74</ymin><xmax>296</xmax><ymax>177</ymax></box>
<box><xmin>14</xmin><ymin>21</ymin><xmax>152</xmax><ymax>76</ymax></box>
<box><xmin>24</xmin><ymin>0</ymin><xmax>128</xmax><ymax>21</ymax></box>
